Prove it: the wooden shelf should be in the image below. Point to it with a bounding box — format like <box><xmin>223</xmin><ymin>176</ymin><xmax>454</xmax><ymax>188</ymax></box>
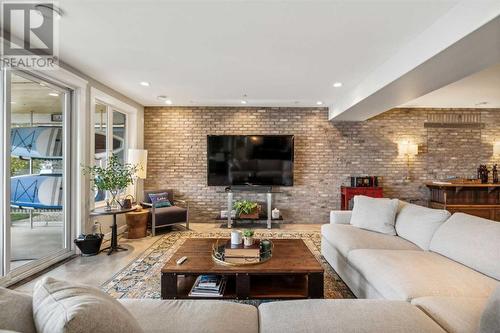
<box><xmin>426</xmin><ymin>182</ymin><xmax>500</xmax><ymax>188</ymax></box>
<box><xmin>174</xmin><ymin>275</ymin><xmax>237</xmax><ymax>300</ymax></box>
<box><xmin>249</xmin><ymin>275</ymin><xmax>308</xmax><ymax>299</ymax></box>
<box><xmin>215</xmin><ymin>216</ymin><xmax>283</xmax><ymax>221</ymax></box>
<box><xmin>426</xmin><ymin>183</ymin><xmax>500</xmax><ymax>222</ymax></box>
<box><xmin>172</xmin><ymin>274</ymin><xmax>308</xmax><ymax>300</ymax></box>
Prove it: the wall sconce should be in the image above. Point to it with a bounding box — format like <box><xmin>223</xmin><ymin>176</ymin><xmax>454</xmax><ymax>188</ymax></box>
<box><xmin>398</xmin><ymin>142</ymin><xmax>418</xmax><ymax>156</ymax></box>
<box><xmin>494</xmin><ymin>142</ymin><xmax>500</xmax><ymax>156</ymax></box>
<box><xmin>398</xmin><ymin>141</ymin><xmax>418</xmax><ymax>181</ymax></box>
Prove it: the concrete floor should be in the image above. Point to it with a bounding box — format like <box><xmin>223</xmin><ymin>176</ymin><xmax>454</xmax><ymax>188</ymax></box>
<box><xmin>11</xmin><ymin>219</ymin><xmax>64</xmax><ymax>270</ymax></box>
<box><xmin>14</xmin><ymin>223</ymin><xmax>321</xmax><ymax>293</ymax></box>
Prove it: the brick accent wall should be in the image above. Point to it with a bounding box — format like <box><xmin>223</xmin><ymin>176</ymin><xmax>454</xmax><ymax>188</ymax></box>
<box><xmin>144</xmin><ymin>107</ymin><xmax>500</xmax><ymax>224</ymax></box>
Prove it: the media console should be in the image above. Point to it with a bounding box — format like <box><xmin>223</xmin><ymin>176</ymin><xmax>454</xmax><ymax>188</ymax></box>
<box><xmin>219</xmin><ymin>186</ymin><xmax>282</xmax><ymax>229</ymax></box>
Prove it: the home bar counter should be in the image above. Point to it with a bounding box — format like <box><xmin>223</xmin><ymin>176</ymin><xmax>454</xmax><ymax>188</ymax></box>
<box><xmin>426</xmin><ymin>182</ymin><xmax>500</xmax><ymax>222</ymax></box>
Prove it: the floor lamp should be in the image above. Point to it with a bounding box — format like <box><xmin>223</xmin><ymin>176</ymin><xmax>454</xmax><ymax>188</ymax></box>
<box><xmin>128</xmin><ymin>149</ymin><xmax>148</xmax><ymax>203</ymax></box>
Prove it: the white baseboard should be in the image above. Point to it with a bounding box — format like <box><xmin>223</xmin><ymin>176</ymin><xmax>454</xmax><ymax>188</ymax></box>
<box><xmin>102</xmin><ymin>224</ymin><xmax>128</xmax><ymax>241</ymax></box>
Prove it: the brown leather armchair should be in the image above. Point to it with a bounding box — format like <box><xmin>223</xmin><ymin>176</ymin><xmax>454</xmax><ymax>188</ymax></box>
<box><xmin>141</xmin><ymin>189</ymin><xmax>189</xmax><ymax>236</ymax></box>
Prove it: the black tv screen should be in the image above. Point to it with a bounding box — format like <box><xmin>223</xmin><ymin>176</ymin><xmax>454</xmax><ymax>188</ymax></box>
<box><xmin>207</xmin><ymin>135</ymin><xmax>294</xmax><ymax>186</ymax></box>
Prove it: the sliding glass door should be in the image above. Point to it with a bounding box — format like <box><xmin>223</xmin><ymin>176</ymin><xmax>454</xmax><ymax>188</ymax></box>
<box><xmin>1</xmin><ymin>70</ymin><xmax>72</xmax><ymax>282</ymax></box>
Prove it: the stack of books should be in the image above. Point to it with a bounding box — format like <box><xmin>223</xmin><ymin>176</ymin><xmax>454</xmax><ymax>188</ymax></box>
<box><xmin>189</xmin><ymin>275</ymin><xmax>226</xmax><ymax>297</ymax></box>
<box><xmin>224</xmin><ymin>240</ymin><xmax>260</xmax><ymax>264</ymax></box>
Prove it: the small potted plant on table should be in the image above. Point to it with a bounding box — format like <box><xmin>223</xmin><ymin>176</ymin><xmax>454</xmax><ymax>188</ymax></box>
<box><xmin>242</xmin><ymin>229</ymin><xmax>255</xmax><ymax>246</ymax></box>
<box><xmin>82</xmin><ymin>154</ymin><xmax>138</xmax><ymax>211</ymax></box>
<box><xmin>233</xmin><ymin>200</ymin><xmax>260</xmax><ymax>219</ymax></box>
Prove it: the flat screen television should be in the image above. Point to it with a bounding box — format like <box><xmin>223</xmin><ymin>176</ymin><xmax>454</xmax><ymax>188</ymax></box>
<box><xmin>207</xmin><ymin>135</ymin><xmax>294</xmax><ymax>186</ymax></box>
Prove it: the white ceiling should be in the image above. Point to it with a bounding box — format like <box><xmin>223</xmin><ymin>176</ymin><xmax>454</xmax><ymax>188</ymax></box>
<box><xmin>402</xmin><ymin>63</ymin><xmax>500</xmax><ymax>109</ymax></box>
<box><xmin>11</xmin><ymin>74</ymin><xmax>63</xmax><ymax>114</ymax></box>
<box><xmin>54</xmin><ymin>0</ymin><xmax>464</xmax><ymax>107</ymax></box>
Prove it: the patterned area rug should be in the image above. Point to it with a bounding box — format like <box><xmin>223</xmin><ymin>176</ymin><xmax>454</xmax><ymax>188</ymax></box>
<box><xmin>102</xmin><ymin>230</ymin><xmax>355</xmax><ymax>300</ymax></box>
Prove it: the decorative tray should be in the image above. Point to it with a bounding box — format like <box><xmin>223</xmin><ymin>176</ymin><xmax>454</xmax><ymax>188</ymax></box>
<box><xmin>212</xmin><ymin>238</ymin><xmax>273</xmax><ymax>266</ymax></box>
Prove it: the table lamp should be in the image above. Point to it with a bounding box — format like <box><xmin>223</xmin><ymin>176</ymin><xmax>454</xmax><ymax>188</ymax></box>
<box><xmin>128</xmin><ymin>149</ymin><xmax>148</xmax><ymax>202</ymax></box>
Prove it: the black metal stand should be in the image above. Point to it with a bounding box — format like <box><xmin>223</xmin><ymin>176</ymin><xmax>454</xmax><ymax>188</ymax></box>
<box><xmin>100</xmin><ymin>214</ymin><xmax>128</xmax><ymax>255</ymax></box>
<box><xmin>89</xmin><ymin>206</ymin><xmax>137</xmax><ymax>256</ymax></box>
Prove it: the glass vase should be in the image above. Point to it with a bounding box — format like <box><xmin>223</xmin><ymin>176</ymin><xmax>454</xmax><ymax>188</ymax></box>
<box><xmin>107</xmin><ymin>190</ymin><xmax>120</xmax><ymax>210</ymax></box>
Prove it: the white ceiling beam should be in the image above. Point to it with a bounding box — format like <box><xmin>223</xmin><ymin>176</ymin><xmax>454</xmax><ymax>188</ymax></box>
<box><xmin>330</xmin><ymin>2</ymin><xmax>500</xmax><ymax>121</ymax></box>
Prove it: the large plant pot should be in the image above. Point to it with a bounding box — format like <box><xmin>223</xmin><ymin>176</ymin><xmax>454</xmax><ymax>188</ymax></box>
<box><xmin>239</xmin><ymin>205</ymin><xmax>261</xmax><ymax>220</ymax></box>
<box><xmin>74</xmin><ymin>234</ymin><xmax>104</xmax><ymax>256</ymax></box>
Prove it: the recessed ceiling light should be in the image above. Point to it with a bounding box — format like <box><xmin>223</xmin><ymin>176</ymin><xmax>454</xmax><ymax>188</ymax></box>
<box><xmin>333</xmin><ymin>82</ymin><xmax>343</xmax><ymax>88</ymax></box>
<box><xmin>316</xmin><ymin>101</ymin><xmax>323</xmax><ymax>105</ymax></box>
<box><xmin>241</xmin><ymin>94</ymin><xmax>248</xmax><ymax>105</ymax></box>
<box><xmin>157</xmin><ymin>95</ymin><xmax>172</xmax><ymax>104</ymax></box>
<box><xmin>48</xmin><ymin>92</ymin><xmax>59</xmax><ymax>97</ymax></box>
<box><xmin>140</xmin><ymin>81</ymin><xmax>150</xmax><ymax>87</ymax></box>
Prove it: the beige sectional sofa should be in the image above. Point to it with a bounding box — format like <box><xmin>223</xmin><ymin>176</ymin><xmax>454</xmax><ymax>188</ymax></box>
<box><xmin>1</xmin><ymin>283</ymin><xmax>447</xmax><ymax>333</ymax></box>
<box><xmin>2</xmin><ymin>201</ymin><xmax>499</xmax><ymax>333</ymax></box>
<box><xmin>321</xmin><ymin>203</ymin><xmax>500</xmax><ymax>333</ymax></box>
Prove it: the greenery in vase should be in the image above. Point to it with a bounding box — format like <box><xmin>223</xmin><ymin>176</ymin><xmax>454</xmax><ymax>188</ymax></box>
<box><xmin>233</xmin><ymin>200</ymin><xmax>258</xmax><ymax>215</ymax></box>
<box><xmin>82</xmin><ymin>154</ymin><xmax>138</xmax><ymax>194</ymax></box>
<box><xmin>242</xmin><ymin>229</ymin><xmax>254</xmax><ymax>238</ymax></box>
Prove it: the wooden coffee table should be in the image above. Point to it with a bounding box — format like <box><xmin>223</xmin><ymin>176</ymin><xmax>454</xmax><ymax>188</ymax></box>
<box><xmin>161</xmin><ymin>238</ymin><xmax>324</xmax><ymax>300</ymax></box>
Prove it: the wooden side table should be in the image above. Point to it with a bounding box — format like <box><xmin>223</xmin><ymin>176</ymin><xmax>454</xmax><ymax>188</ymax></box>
<box><xmin>126</xmin><ymin>209</ymin><xmax>149</xmax><ymax>239</ymax></box>
<box><xmin>341</xmin><ymin>186</ymin><xmax>383</xmax><ymax>210</ymax></box>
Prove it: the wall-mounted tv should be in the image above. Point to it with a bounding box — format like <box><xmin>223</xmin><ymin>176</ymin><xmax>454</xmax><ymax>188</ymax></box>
<box><xmin>207</xmin><ymin>135</ymin><xmax>294</xmax><ymax>186</ymax></box>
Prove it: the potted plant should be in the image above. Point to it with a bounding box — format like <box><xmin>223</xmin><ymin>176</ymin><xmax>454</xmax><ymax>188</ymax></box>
<box><xmin>233</xmin><ymin>200</ymin><xmax>260</xmax><ymax>219</ymax></box>
<box><xmin>82</xmin><ymin>154</ymin><xmax>138</xmax><ymax>210</ymax></box>
<box><xmin>242</xmin><ymin>229</ymin><xmax>255</xmax><ymax>246</ymax></box>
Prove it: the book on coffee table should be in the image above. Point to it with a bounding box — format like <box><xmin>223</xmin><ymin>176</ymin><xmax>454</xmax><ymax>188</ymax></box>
<box><xmin>189</xmin><ymin>275</ymin><xmax>226</xmax><ymax>297</ymax></box>
<box><xmin>224</xmin><ymin>240</ymin><xmax>260</xmax><ymax>258</ymax></box>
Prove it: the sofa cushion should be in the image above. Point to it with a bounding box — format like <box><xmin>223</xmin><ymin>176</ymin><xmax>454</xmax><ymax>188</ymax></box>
<box><xmin>143</xmin><ymin>189</ymin><xmax>173</xmax><ymax>204</ymax></box>
<box><xmin>32</xmin><ymin>277</ymin><xmax>143</xmax><ymax>333</ymax></box>
<box><xmin>148</xmin><ymin>192</ymin><xmax>171</xmax><ymax>208</ymax></box>
<box><xmin>321</xmin><ymin>237</ymin><xmax>385</xmax><ymax>299</ymax></box>
<box><xmin>412</xmin><ymin>296</ymin><xmax>488</xmax><ymax>333</ymax></box>
<box><xmin>258</xmin><ymin>299</ymin><xmax>445</xmax><ymax>333</ymax></box>
<box><xmin>348</xmin><ymin>249</ymin><xmax>498</xmax><ymax>301</ymax></box>
<box><xmin>350</xmin><ymin>195</ymin><xmax>399</xmax><ymax>235</ymax></box>
<box><xmin>321</xmin><ymin>224</ymin><xmax>419</xmax><ymax>258</ymax></box>
<box><xmin>330</xmin><ymin>210</ymin><xmax>352</xmax><ymax>224</ymax></box>
<box><xmin>0</xmin><ymin>287</ymin><xmax>36</xmax><ymax>333</ymax></box>
<box><xmin>429</xmin><ymin>212</ymin><xmax>500</xmax><ymax>280</ymax></box>
<box><xmin>148</xmin><ymin>206</ymin><xmax>187</xmax><ymax>225</ymax></box>
<box><xmin>120</xmin><ymin>299</ymin><xmax>258</xmax><ymax>333</ymax></box>
<box><xmin>395</xmin><ymin>201</ymin><xmax>450</xmax><ymax>250</ymax></box>
<box><xmin>480</xmin><ymin>286</ymin><xmax>500</xmax><ymax>333</ymax></box>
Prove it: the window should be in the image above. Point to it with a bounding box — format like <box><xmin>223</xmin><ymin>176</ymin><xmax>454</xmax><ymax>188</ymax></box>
<box><xmin>93</xmin><ymin>102</ymin><xmax>127</xmax><ymax>203</ymax></box>
<box><xmin>1</xmin><ymin>70</ymin><xmax>73</xmax><ymax>279</ymax></box>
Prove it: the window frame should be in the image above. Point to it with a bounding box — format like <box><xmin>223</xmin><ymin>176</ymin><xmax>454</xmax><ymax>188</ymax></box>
<box><xmin>0</xmin><ymin>69</ymin><xmax>77</xmax><ymax>284</ymax></box>
<box><xmin>90</xmin><ymin>88</ymin><xmax>137</xmax><ymax>208</ymax></box>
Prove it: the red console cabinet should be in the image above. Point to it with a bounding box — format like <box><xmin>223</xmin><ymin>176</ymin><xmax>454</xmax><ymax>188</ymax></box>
<box><xmin>340</xmin><ymin>186</ymin><xmax>383</xmax><ymax>210</ymax></box>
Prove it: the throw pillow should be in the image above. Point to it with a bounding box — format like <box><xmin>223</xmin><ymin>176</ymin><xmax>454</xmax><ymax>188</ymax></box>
<box><xmin>148</xmin><ymin>192</ymin><xmax>172</xmax><ymax>208</ymax></box>
<box><xmin>395</xmin><ymin>201</ymin><xmax>450</xmax><ymax>250</ymax></box>
<box><xmin>350</xmin><ymin>195</ymin><xmax>399</xmax><ymax>235</ymax></box>
<box><xmin>32</xmin><ymin>277</ymin><xmax>144</xmax><ymax>333</ymax></box>
<box><xmin>480</xmin><ymin>286</ymin><xmax>500</xmax><ymax>333</ymax></box>
<box><xmin>0</xmin><ymin>287</ymin><xmax>36</xmax><ymax>333</ymax></box>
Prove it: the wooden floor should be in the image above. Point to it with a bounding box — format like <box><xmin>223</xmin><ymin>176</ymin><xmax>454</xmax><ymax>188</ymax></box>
<box><xmin>14</xmin><ymin>223</ymin><xmax>321</xmax><ymax>293</ymax></box>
